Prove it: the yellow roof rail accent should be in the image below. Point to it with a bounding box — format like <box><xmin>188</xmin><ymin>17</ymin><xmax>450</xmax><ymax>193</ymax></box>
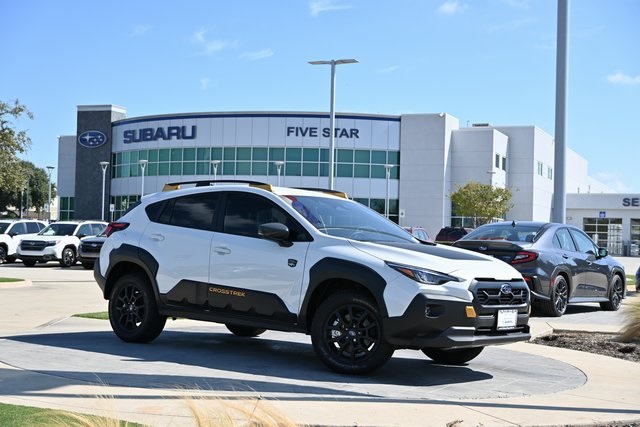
<box><xmin>162</xmin><ymin>183</ymin><xmax>181</xmax><ymax>191</ymax></box>
<box><xmin>162</xmin><ymin>180</ymin><xmax>273</xmax><ymax>192</ymax></box>
<box><xmin>295</xmin><ymin>187</ymin><xmax>349</xmax><ymax>199</ymax></box>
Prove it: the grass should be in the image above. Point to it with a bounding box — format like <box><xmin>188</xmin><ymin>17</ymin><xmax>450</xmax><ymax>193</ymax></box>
<box><xmin>0</xmin><ymin>277</ymin><xmax>23</xmax><ymax>283</ymax></box>
<box><xmin>73</xmin><ymin>312</ymin><xmax>109</xmax><ymax>320</ymax></box>
<box><xmin>0</xmin><ymin>402</ymin><xmax>143</xmax><ymax>426</ymax></box>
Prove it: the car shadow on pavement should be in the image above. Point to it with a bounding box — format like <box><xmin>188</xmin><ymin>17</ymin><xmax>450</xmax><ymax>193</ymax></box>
<box><xmin>2</xmin><ymin>329</ymin><xmax>493</xmax><ymax>394</ymax></box>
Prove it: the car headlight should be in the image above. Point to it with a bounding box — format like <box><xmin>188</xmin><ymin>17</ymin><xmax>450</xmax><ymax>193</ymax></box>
<box><xmin>386</xmin><ymin>262</ymin><xmax>461</xmax><ymax>285</ymax></box>
<box><xmin>45</xmin><ymin>241</ymin><xmax>59</xmax><ymax>247</ymax></box>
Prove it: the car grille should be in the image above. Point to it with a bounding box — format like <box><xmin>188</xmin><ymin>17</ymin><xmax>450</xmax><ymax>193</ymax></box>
<box><xmin>80</xmin><ymin>242</ymin><xmax>103</xmax><ymax>254</ymax></box>
<box><xmin>475</xmin><ymin>287</ymin><xmax>528</xmax><ymax>306</ymax></box>
<box><xmin>20</xmin><ymin>240</ymin><xmax>47</xmax><ymax>251</ymax></box>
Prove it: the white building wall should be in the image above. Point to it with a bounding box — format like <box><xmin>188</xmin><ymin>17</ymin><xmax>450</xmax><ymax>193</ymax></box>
<box><xmin>57</xmin><ymin>135</ymin><xmax>76</xmax><ymax>197</ymax></box>
<box><xmin>398</xmin><ymin>113</ymin><xmax>457</xmax><ymax>237</ymax></box>
<box><xmin>451</xmin><ymin>128</ymin><xmax>508</xmax><ymax>189</ymax></box>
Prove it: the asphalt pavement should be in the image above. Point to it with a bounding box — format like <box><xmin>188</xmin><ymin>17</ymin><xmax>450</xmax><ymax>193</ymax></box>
<box><xmin>0</xmin><ymin>259</ymin><xmax>639</xmax><ymax>427</ymax></box>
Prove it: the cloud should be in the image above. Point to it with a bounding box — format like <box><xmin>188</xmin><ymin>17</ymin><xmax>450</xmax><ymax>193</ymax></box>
<box><xmin>200</xmin><ymin>78</ymin><xmax>210</xmax><ymax>90</ymax></box>
<box><xmin>437</xmin><ymin>1</ymin><xmax>468</xmax><ymax>15</ymax></box>
<box><xmin>606</xmin><ymin>71</ymin><xmax>640</xmax><ymax>86</ymax></box>
<box><xmin>132</xmin><ymin>25</ymin><xmax>151</xmax><ymax>36</ymax></box>
<box><xmin>310</xmin><ymin>0</ymin><xmax>351</xmax><ymax>16</ymax></box>
<box><xmin>240</xmin><ymin>48</ymin><xmax>274</xmax><ymax>61</ymax></box>
<box><xmin>190</xmin><ymin>29</ymin><xmax>236</xmax><ymax>55</ymax></box>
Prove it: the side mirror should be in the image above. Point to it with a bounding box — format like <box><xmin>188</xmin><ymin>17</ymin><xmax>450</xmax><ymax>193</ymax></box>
<box><xmin>258</xmin><ymin>223</ymin><xmax>292</xmax><ymax>247</ymax></box>
<box><xmin>597</xmin><ymin>247</ymin><xmax>608</xmax><ymax>258</ymax></box>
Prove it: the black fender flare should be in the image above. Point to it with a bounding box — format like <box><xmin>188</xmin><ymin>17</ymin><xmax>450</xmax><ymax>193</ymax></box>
<box><xmin>103</xmin><ymin>244</ymin><xmax>161</xmax><ymax>302</ymax></box>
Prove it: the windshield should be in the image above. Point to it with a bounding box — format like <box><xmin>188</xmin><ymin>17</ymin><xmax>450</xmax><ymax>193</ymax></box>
<box><xmin>38</xmin><ymin>223</ymin><xmax>77</xmax><ymax>236</ymax></box>
<box><xmin>281</xmin><ymin>195</ymin><xmax>415</xmax><ymax>243</ymax></box>
<box><xmin>463</xmin><ymin>223</ymin><xmax>543</xmax><ymax>243</ymax></box>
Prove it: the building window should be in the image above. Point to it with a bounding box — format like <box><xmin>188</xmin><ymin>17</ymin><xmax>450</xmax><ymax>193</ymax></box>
<box><xmin>495</xmin><ymin>154</ymin><xmax>500</xmax><ymax>168</ymax></box>
<box><xmin>501</xmin><ymin>156</ymin><xmax>507</xmax><ymax>171</ymax></box>
<box><xmin>58</xmin><ymin>197</ymin><xmax>74</xmax><ymax>220</ymax></box>
<box><xmin>583</xmin><ymin>218</ymin><xmax>623</xmax><ymax>256</ymax></box>
<box><xmin>547</xmin><ymin>166</ymin><xmax>553</xmax><ymax>180</ymax></box>
<box><xmin>537</xmin><ymin>161</ymin><xmax>543</xmax><ymax>176</ymax></box>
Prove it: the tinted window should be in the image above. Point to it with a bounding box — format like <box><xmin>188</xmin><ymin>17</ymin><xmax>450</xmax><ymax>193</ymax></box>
<box><xmin>155</xmin><ymin>193</ymin><xmax>218</xmax><ymax>231</ymax></box>
<box><xmin>570</xmin><ymin>229</ymin><xmax>597</xmax><ymax>255</ymax></box>
<box><xmin>77</xmin><ymin>224</ymin><xmax>93</xmax><ymax>237</ymax></box>
<box><xmin>40</xmin><ymin>223</ymin><xmax>77</xmax><ymax>236</ymax></box>
<box><xmin>463</xmin><ymin>224</ymin><xmax>542</xmax><ymax>242</ymax></box>
<box><xmin>553</xmin><ymin>228</ymin><xmax>577</xmax><ymax>251</ymax></box>
<box><xmin>26</xmin><ymin>222</ymin><xmax>43</xmax><ymax>233</ymax></box>
<box><xmin>224</xmin><ymin>192</ymin><xmax>307</xmax><ymax>240</ymax></box>
<box><xmin>10</xmin><ymin>223</ymin><xmax>27</xmax><ymax>235</ymax></box>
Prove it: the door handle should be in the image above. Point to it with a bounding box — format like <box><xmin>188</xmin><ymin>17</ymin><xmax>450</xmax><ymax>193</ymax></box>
<box><xmin>150</xmin><ymin>233</ymin><xmax>165</xmax><ymax>241</ymax></box>
<box><xmin>562</xmin><ymin>254</ymin><xmax>569</xmax><ymax>259</ymax></box>
<box><xmin>213</xmin><ymin>246</ymin><xmax>231</xmax><ymax>255</ymax></box>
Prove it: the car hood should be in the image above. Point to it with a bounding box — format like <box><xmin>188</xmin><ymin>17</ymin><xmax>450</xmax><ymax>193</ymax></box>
<box><xmin>349</xmin><ymin>240</ymin><xmax>523</xmax><ymax>281</ymax></box>
<box><xmin>22</xmin><ymin>235</ymin><xmax>75</xmax><ymax>242</ymax></box>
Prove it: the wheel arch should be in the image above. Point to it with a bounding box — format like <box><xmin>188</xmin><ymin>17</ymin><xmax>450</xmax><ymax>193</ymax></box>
<box><xmin>299</xmin><ymin>257</ymin><xmax>388</xmax><ymax>333</ymax></box>
<box><xmin>102</xmin><ymin>244</ymin><xmax>160</xmax><ymax>303</ymax></box>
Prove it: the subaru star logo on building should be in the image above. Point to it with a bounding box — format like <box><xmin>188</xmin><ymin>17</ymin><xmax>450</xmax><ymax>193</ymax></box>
<box><xmin>78</xmin><ymin>131</ymin><xmax>107</xmax><ymax>148</ymax></box>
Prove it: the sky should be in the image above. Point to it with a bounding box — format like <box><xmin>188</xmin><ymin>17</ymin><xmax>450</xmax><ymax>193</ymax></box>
<box><xmin>1</xmin><ymin>0</ymin><xmax>639</xmax><ymax>192</ymax></box>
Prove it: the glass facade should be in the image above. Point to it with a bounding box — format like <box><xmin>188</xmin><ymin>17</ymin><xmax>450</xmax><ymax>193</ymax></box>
<box><xmin>583</xmin><ymin>217</ymin><xmax>623</xmax><ymax>256</ymax></box>
<box><xmin>59</xmin><ymin>197</ymin><xmax>75</xmax><ymax>220</ymax></box>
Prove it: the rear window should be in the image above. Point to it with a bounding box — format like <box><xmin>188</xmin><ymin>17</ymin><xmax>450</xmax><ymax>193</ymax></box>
<box><xmin>463</xmin><ymin>224</ymin><xmax>542</xmax><ymax>242</ymax></box>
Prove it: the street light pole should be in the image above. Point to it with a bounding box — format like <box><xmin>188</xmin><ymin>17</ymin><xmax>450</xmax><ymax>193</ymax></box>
<box><xmin>274</xmin><ymin>161</ymin><xmax>285</xmax><ymax>186</ymax></box>
<box><xmin>309</xmin><ymin>58</ymin><xmax>358</xmax><ymax>190</ymax></box>
<box><xmin>46</xmin><ymin>166</ymin><xmax>54</xmax><ymax>221</ymax></box>
<box><xmin>211</xmin><ymin>160</ymin><xmax>221</xmax><ymax>182</ymax></box>
<box><xmin>138</xmin><ymin>159</ymin><xmax>148</xmax><ymax>198</ymax></box>
<box><xmin>99</xmin><ymin>161</ymin><xmax>109</xmax><ymax>221</ymax></box>
<box><xmin>384</xmin><ymin>164</ymin><xmax>394</xmax><ymax>219</ymax></box>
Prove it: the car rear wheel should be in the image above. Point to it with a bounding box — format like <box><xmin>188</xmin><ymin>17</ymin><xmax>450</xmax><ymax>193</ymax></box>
<box><xmin>225</xmin><ymin>324</ymin><xmax>266</xmax><ymax>337</ymax></box>
<box><xmin>59</xmin><ymin>247</ymin><xmax>76</xmax><ymax>268</ymax></box>
<box><xmin>311</xmin><ymin>291</ymin><xmax>394</xmax><ymax>374</ymax></box>
<box><xmin>600</xmin><ymin>275</ymin><xmax>624</xmax><ymax>311</ymax></box>
<box><xmin>421</xmin><ymin>346</ymin><xmax>484</xmax><ymax>365</ymax></box>
<box><xmin>541</xmin><ymin>275</ymin><xmax>568</xmax><ymax>317</ymax></box>
<box><xmin>109</xmin><ymin>273</ymin><xmax>166</xmax><ymax>343</ymax></box>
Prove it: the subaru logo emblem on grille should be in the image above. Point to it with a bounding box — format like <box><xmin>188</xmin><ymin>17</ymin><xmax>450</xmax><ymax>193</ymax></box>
<box><xmin>478</xmin><ymin>246</ymin><xmax>487</xmax><ymax>251</ymax></box>
<box><xmin>91</xmin><ymin>243</ymin><xmax>97</xmax><ymax>247</ymax></box>
<box><xmin>500</xmin><ymin>283</ymin><xmax>513</xmax><ymax>294</ymax></box>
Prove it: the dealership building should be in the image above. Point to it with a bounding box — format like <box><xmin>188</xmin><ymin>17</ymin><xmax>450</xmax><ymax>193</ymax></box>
<box><xmin>56</xmin><ymin>104</ymin><xmax>640</xmax><ymax>256</ymax></box>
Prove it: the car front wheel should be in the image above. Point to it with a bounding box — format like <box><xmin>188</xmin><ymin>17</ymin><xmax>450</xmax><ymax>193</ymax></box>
<box><xmin>422</xmin><ymin>346</ymin><xmax>484</xmax><ymax>365</ymax></box>
<box><xmin>311</xmin><ymin>291</ymin><xmax>394</xmax><ymax>374</ymax></box>
<box><xmin>600</xmin><ymin>274</ymin><xmax>624</xmax><ymax>311</ymax></box>
<box><xmin>108</xmin><ymin>273</ymin><xmax>166</xmax><ymax>343</ymax></box>
<box><xmin>0</xmin><ymin>246</ymin><xmax>6</xmax><ymax>263</ymax></box>
<box><xmin>59</xmin><ymin>247</ymin><xmax>76</xmax><ymax>268</ymax></box>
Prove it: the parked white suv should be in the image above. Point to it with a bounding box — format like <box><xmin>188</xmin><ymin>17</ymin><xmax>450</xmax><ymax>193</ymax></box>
<box><xmin>95</xmin><ymin>181</ymin><xmax>530</xmax><ymax>374</ymax></box>
<box><xmin>19</xmin><ymin>220</ymin><xmax>107</xmax><ymax>267</ymax></box>
<box><xmin>0</xmin><ymin>219</ymin><xmax>47</xmax><ymax>264</ymax></box>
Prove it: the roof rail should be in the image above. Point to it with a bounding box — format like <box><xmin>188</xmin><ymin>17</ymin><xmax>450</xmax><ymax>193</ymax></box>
<box><xmin>162</xmin><ymin>179</ymin><xmax>273</xmax><ymax>192</ymax></box>
<box><xmin>294</xmin><ymin>187</ymin><xmax>349</xmax><ymax>199</ymax></box>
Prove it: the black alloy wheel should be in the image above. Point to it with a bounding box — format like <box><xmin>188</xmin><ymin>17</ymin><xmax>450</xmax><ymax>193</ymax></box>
<box><xmin>422</xmin><ymin>346</ymin><xmax>484</xmax><ymax>365</ymax></box>
<box><xmin>311</xmin><ymin>291</ymin><xmax>394</xmax><ymax>374</ymax></box>
<box><xmin>542</xmin><ymin>275</ymin><xmax>568</xmax><ymax>317</ymax></box>
<box><xmin>0</xmin><ymin>246</ymin><xmax>6</xmax><ymax>263</ymax></box>
<box><xmin>600</xmin><ymin>275</ymin><xmax>624</xmax><ymax>311</ymax></box>
<box><xmin>108</xmin><ymin>273</ymin><xmax>166</xmax><ymax>343</ymax></box>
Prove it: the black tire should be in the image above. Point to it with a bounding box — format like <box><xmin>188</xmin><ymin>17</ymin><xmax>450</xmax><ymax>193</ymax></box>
<box><xmin>421</xmin><ymin>346</ymin><xmax>484</xmax><ymax>365</ymax></box>
<box><xmin>541</xmin><ymin>275</ymin><xmax>568</xmax><ymax>317</ymax></box>
<box><xmin>5</xmin><ymin>255</ymin><xmax>16</xmax><ymax>264</ymax></box>
<box><xmin>81</xmin><ymin>261</ymin><xmax>94</xmax><ymax>270</ymax></box>
<box><xmin>0</xmin><ymin>245</ymin><xmax>6</xmax><ymax>264</ymax></box>
<box><xmin>59</xmin><ymin>247</ymin><xmax>76</xmax><ymax>268</ymax></box>
<box><xmin>311</xmin><ymin>291</ymin><xmax>394</xmax><ymax>374</ymax></box>
<box><xmin>225</xmin><ymin>324</ymin><xmax>266</xmax><ymax>337</ymax></box>
<box><xmin>22</xmin><ymin>259</ymin><xmax>37</xmax><ymax>267</ymax></box>
<box><xmin>108</xmin><ymin>273</ymin><xmax>166</xmax><ymax>343</ymax></box>
<box><xmin>600</xmin><ymin>274</ymin><xmax>624</xmax><ymax>311</ymax></box>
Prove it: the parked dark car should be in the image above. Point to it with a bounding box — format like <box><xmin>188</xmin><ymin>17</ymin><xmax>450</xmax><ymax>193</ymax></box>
<box><xmin>435</xmin><ymin>226</ymin><xmax>473</xmax><ymax>245</ymax></box>
<box><xmin>402</xmin><ymin>226</ymin><xmax>432</xmax><ymax>242</ymax></box>
<box><xmin>452</xmin><ymin>221</ymin><xmax>626</xmax><ymax>317</ymax></box>
<box><xmin>78</xmin><ymin>232</ymin><xmax>107</xmax><ymax>269</ymax></box>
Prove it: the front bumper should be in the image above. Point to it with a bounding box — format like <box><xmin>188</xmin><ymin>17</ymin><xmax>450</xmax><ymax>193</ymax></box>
<box><xmin>17</xmin><ymin>248</ymin><xmax>60</xmax><ymax>262</ymax></box>
<box><xmin>384</xmin><ymin>280</ymin><xmax>530</xmax><ymax>349</ymax></box>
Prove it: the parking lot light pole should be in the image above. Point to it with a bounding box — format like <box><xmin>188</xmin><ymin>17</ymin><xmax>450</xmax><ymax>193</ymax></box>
<box><xmin>384</xmin><ymin>164</ymin><xmax>394</xmax><ymax>219</ymax></box>
<box><xmin>274</xmin><ymin>161</ymin><xmax>285</xmax><ymax>186</ymax></box>
<box><xmin>309</xmin><ymin>58</ymin><xmax>358</xmax><ymax>190</ymax></box>
<box><xmin>210</xmin><ymin>160</ymin><xmax>221</xmax><ymax>181</ymax></box>
<box><xmin>99</xmin><ymin>161</ymin><xmax>109</xmax><ymax>221</ymax></box>
<box><xmin>46</xmin><ymin>166</ymin><xmax>54</xmax><ymax>221</ymax></box>
<box><xmin>138</xmin><ymin>159</ymin><xmax>148</xmax><ymax>198</ymax></box>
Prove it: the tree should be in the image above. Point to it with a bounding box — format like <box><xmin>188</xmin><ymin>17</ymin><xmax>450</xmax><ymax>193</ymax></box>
<box><xmin>450</xmin><ymin>181</ymin><xmax>513</xmax><ymax>227</ymax></box>
<box><xmin>0</xmin><ymin>161</ymin><xmax>57</xmax><ymax>217</ymax></box>
<box><xmin>0</xmin><ymin>100</ymin><xmax>32</xmax><ymax>193</ymax></box>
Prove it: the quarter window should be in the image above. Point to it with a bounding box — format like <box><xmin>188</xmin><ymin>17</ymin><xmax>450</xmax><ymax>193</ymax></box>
<box><xmin>553</xmin><ymin>228</ymin><xmax>577</xmax><ymax>251</ymax></box>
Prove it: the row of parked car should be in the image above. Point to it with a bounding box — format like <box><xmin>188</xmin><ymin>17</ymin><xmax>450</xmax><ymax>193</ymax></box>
<box><xmin>0</xmin><ymin>219</ymin><xmax>107</xmax><ymax>269</ymax></box>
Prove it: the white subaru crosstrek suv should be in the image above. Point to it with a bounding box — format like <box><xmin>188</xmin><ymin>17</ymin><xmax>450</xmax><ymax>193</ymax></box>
<box><xmin>95</xmin><ymin>181</ymin><xmax>530</xmax><ymax>374</ymax></box>
<box><xmin>0</xmin><ymin>219</ymin><xmax>47</xmax><ymax>263</ymax></box>
<box><xmin>19</xmin><ymin>220</ymin><xmax>107</xmax><ymax>267</ymax></box>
